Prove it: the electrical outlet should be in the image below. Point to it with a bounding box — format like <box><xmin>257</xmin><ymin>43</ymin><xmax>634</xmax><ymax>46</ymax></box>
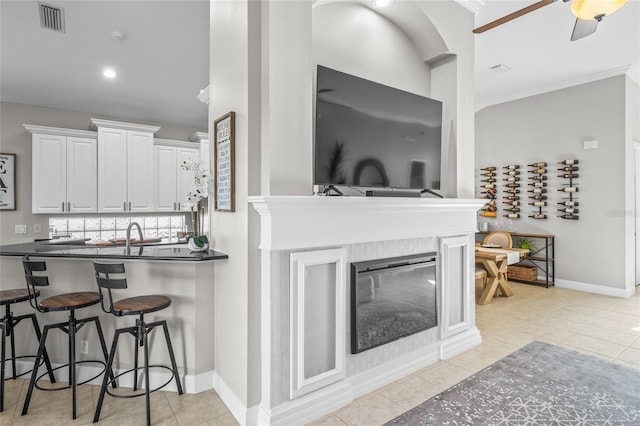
<box><xmin>81</xmin><ymin>340</ymin><xmax>89</xmax><ymax>355</ymax></box>
<box><xmin>15</xmin><ymin>224</ymin><xmax>27</xmax><ymax>234</ymax></box>
<box><xmin>34</xmin><ymin>224</ymin><xmax>42</xmax><ymax>234</ymax></box>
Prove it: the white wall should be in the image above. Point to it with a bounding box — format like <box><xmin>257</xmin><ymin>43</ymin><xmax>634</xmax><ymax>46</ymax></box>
<box><xmin>476</xmin><ymin>76</ymin><xmax>634</xmax><ymax>295</ymax></box>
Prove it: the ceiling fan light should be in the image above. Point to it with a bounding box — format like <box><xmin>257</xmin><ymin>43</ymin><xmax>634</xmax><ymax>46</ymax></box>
<box><xmin>571</xmin><ymin>0</ymin><xmax>628</xmax><ymax>20</ymax></box>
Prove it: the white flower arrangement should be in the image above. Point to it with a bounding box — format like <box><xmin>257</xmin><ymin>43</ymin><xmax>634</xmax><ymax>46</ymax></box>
<box><xmin>181</xmin><ymin>158</ymin><xmax>212</xmax><ymax>236</ymax></box>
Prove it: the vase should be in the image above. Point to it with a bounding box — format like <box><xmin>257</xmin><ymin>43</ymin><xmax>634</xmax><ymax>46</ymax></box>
<box><xmin>188</xmin><ymin>235</ymin><xmax>209</xmax><ymax>252</ymax></box>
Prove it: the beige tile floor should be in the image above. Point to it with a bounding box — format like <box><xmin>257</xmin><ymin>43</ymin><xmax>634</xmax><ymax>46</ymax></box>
<box><xmin>1</xmin><ymin>282</ymin><xmax>638</xmax><ymax>425</ymax></box>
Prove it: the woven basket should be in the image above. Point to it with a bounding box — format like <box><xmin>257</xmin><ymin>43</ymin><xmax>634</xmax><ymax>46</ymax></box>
<box><xmin>507</xmin><ymin>264</ymin><xmax>537</xmax><ymax>282</ymax></box>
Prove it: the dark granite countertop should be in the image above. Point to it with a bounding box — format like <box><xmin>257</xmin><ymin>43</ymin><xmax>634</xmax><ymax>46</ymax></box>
<box><xmin>0</xmin><ymin>241</ymin><xmax>228</xmax><ymax>262</ymax></box>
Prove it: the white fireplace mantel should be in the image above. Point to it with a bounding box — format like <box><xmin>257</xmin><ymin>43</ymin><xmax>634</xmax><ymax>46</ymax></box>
<box><xmin>248</xmin><ymin>196</ymin><xmax>485</xmax><ymax>251</ymax></box>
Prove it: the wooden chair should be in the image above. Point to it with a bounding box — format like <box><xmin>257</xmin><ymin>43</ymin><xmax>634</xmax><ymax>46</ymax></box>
<box><xmin>92</xmin><ymin>261</ymin><xmax>183</xmax><ymax>426</ymax></box>
<box><xmin>482</xmin><ymin>231</ymin><xmax>513</xmax><ymax>248</ymax></box>
<box><xmin>21</xmin><ymin>256</ymin><xmax>114</xmax><ymax>420</ymax></box>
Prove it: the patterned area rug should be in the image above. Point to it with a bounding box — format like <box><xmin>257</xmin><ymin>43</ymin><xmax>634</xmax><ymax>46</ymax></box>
<box><xmin>387</xmin><ymin>341</ymin><xmax>640</xmax><ymax>425</ymax></box>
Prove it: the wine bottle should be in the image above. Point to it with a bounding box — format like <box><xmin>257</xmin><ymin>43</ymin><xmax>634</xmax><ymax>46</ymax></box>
<box><xmin>504</xmin><ymin>183</ymin><xmax>520</xmax><ymax>188</ymax></box>
<box><xmin>481</xmin><ymin>166</ymin><xmax>496</xmax><ymax>171</ymax></box>
<box><xmin>530</xmin><ymin>168</ymin><xmax>547</xmax><ymax>174</ymax></box>
<box><xmin>480</xmin><ymin>183</ymin><xmax>495</xmax><ymax>189</ymax></box>
<box><xmin>479</xmin><ymin>211</ymin><xmax>497</xmax><ymax>217</ymax></box>
<box><xmin>558</xmin><ymin>187</ymin><xmax>579</xmax><ymax>193</ymax></box>
<box><xmin>481</xmin><ymin>178</ymin><xmax>496</xmax><ymax>183</ymax></box>
<box><xmin>503</xmin><ymin>165</ymin><xmax>520</xmax><ymax>170</ymax></box>
<box><xmin>483</xmin><ymin>194</ymin><xmax>496</xmax><ymax>200</ymax></box>
<box><xmin>558</xmin><ymin>208</ymin><xmax>579</xmax><ymax>214</ymax></box>
<box><xmin>528</xmin><ymin>213</ymin><xmax>547</xmax><ymax>219</ymax></box>
<box><xmin>481</xmin><ymin>189</ymin><xmax>496</xmax><ymax>195</ymax></box>
<box><xmin>503</xmin><ymin>176</ymin><xmax>521</xmax><ymax>182</ymax></box>
<box><xmin>503</xmin><ymin>170</ymin><xmax>520</xmax><ymax>176</ymax></box>
<box><xmin>528</xmin><ymin>162</ymin><xmax>547</xmax><ymax>167</ymax></box>
<box><xmin>504</xmin><ymin>195</ymin><xmax>520</xmax><ymax>201</ymax></box>
<box><xmin>503</xmin><ymin>200</ymin><xmax>520</xmax><ymax>206</ymax></box>
<box><xmin>557</xmin><ymin>159</ymin><xmax>579</xmax><ymax>165</ymax></box>
<box><xmin>558</xmin><ymin>173</ymin><xmax>579</xmax><ymax>179</ymax></box>
<box><xmin>481</xmin><ymin>172</ymin><xmax>496</xmax><ymax>177</ymax></box>
<box><xmin>558</xmin><ymin>201</ymin><xmax>579</xmax><ymax>207</ymax></box>
<box><xmin>503</xmin><ymin>213</ymin><xmax>520</xmax><ymax>219</ymax></box>
<box><xmin>558</xmin><ymin>214</ymin><xmax>579</xmax><ymax>220</ymax></box>
<box><xmin>529</xmin><ymin>194</ymin><xmax>547</xmax><ymax>201</ymax></box>
<box><xmin>527</xmin><ymin>188</ymin><xmax>548</xmax><ymax>194</ymax></box>
<box><xmin>528</xmin><ymin>182</ymin><xmax>547</xmax><ymax>187</ymax></box>
<box><xmin>529</xmin><ymin>175</ymin><xmax>547</xmax><ymax>181</ymax></box>
<box><xmin>504</xmin><ymin>207</ymin><xmax>520</xmax><ymax>213</ymax></box>
<box><xmin>558</xmin><ymin>166</ymin><xmax>579</xmax><ymax>172</ymax></box>
<box><xmin>528</xmin><ymin>201</ymin><xmax>547</xmax><ymax>207</ymax></box>
<box><xmin>504</xmin><ymin>189</ymin><xmax>520</xmax><ymax>194</ymax></box>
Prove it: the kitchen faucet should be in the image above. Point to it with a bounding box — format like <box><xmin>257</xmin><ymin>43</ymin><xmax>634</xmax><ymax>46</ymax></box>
<box><xmin>126</xmin><ymin>222</ymin><xmax>143</xmax><ymax>252</ymax></box>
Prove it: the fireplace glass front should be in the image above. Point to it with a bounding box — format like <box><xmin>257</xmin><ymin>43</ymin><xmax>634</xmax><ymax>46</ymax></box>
<box><xmin>350</xmin><ymin>252</ymin><xmax>437</xmax><ymax>354</ymax></box>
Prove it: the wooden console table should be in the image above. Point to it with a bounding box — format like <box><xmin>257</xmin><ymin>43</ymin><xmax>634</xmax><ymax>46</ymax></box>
<box><xmin>476</xmin><ymin>231</ymin><xmax>555</xmax><ymax>288</ymax></box>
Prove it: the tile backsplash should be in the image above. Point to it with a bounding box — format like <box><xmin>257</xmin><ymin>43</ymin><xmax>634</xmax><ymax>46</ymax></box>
<box><xmin>49</xmin><ymin>215</ymin><xmax>186</xmax><ymax>243</ymax></box>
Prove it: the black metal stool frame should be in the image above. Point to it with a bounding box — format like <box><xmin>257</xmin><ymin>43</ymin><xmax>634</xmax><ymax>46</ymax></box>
<box><xmin>1</xmin><ymin>290</ymin><xmax>56</xmax><ymax>412</ymax></box>
<box><xmin>21</xmin><ymin>256</ymin><xmax>116</xmax><ymax>420</ymax></box>
<box><xmin>93</xmin><ymin>261</ymin><xmax>183</xmax><ymax>426</ymax></box>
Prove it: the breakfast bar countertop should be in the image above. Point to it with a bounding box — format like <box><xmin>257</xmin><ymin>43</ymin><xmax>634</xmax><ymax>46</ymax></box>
<box><xmin>0</xmin><ymin>241</ymin><xmax>228</xmax><ymax>262</ymax></box>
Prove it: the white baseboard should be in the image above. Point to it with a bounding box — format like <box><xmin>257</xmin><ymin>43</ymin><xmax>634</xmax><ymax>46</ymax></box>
<box><xmin>213</xmin><ymin>371</ymin><xmax>251</xmax><ymax>425</ymax></box>
<box><xmin>555</xmin><ymin>279</ymin><xmax>635</xmax><ymax>298</ymax></box>
<box><xmin>251</xmin><ymin>328</ymin><xmax>483</xmax><ymax>426</ymax></box>
<box><xmin>9</xmin><ymin>359</ymin><xmax>211</xmax><ymax>394</ymax></box>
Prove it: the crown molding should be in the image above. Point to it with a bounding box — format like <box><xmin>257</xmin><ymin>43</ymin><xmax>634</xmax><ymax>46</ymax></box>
<box><xmin>90</xmin><ymin>118</ymin><xmax>160</xmax><ymax>134</ymax></box>
<box><xmin>22</xmin><ymin>124</ymin><xmax>97</xmax><ymax>139</ymax></box>
<box><xmin>454</xmin><ymin>0</ymin><xmax>486</xmax><ymax>14</ymax></box>
<box><xmin>476</xmin><ymin>65</ymin><xmax>632</xmax><ymax>111</ymax></box>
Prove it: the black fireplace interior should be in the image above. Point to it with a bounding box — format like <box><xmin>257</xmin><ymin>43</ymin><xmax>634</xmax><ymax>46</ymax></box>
<box><xmin>350</xmin><ymin>252</ymin><xmax>437</xmax><ymax>354</ymax></box>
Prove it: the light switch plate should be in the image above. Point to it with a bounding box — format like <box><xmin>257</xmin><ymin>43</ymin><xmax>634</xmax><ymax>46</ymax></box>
<box><xmin>34</xmin><ymin>224</ymin><xmax>42</xmax><ymax>234</ymax></box>
<box><xmin>15</xmin><ymin>224</ymin><xmax>27</xmax><ymax>234</ymax></box>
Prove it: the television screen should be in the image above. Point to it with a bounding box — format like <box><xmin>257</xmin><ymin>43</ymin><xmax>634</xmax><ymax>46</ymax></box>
<box><xmin>314</xmin><ymin>65</ymin><xmax>443</xmax><ymax>191</ymax></box>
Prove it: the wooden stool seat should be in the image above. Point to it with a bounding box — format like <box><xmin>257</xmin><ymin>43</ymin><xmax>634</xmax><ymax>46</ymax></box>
<box><xmin>113</xmin><ymin>295</ymin><xmax>171</xmax><ymax>316</ymax></box>
<box><xmin>39</xmin><ymin>292</ymin><xmax>101</xmax><ymax>311</ymax></box>
<box><xmin>0</xmin><ymin>289</ymin><xmax>39</xmax><ymax>305</ymax></box>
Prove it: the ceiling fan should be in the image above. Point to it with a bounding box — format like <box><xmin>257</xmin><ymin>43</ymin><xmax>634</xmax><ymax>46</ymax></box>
<box><xmin>473</xmin><ymin>0</ymin><xmax>629</xmax><ymax>41</ymax></box>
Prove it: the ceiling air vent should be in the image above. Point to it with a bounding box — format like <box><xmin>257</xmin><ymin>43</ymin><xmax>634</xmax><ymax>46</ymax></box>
<box><xmin>38</xmin><ymin>2</ymin><xmax>65</xmax><ymax>33</ymax></box>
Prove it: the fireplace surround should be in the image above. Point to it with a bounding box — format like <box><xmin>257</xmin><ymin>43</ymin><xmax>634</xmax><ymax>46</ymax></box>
<box><xmin>249</xmin><ymin>196</ymin><xmax>485</xmax><ymax>426</ymax></box>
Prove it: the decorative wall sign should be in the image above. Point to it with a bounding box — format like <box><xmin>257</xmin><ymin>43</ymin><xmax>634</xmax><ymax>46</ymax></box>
<box><xmin>214</xmin><ymin>112</ymin><xmax>236</xmax><ymax>212</ymax></box>
<box><xmin>0</xmin><ymin>153</ymin><xmax>16</xmax><ymax>210</ymax></box>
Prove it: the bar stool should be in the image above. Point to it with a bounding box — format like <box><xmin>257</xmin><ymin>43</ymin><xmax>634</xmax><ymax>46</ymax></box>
<box><xmin>1</xmin><ymin>288</ymin><xmax>56</xmax><ymax>412</ymax></box>
<box><xmin>21</xmin><ymin>256</ymin><xmax>114</xmax><ymax>420</ymax></box>
<box><xmin>92</xmin><ymin>261</ymin><xmax>183</xmax><ymax>426</ymax></box>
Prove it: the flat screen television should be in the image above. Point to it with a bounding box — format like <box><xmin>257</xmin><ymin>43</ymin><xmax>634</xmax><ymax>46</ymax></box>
<box><xmin>314</xmin><ymin>65</ymin><xmax>443</xmax><ymax>193</ymax></box>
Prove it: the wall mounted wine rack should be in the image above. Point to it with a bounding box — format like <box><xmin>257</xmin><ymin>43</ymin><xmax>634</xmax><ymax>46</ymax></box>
<box><xmin>527</xmin><ymin>162</ymin><xmax>548</xmax><ymax>220</ymax></box>
<box><xmin>479</xmin><ymin>166</ymin><xmax>497</xmax><ymax>218</ymax></box>
<box><xmin>557</xmin><ymin>159</ymin><xmax>579</xmax><ymax>220</ymax></box>
<box><xmin>502</xmin><ymin>164</ymin><xmax>521</xmax><ymax>219</ymax></box>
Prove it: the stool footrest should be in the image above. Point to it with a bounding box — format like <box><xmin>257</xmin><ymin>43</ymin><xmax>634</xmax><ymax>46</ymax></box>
<box><xmin>34</xmin><ymin>360</ymin><xmax>107</xmax><ymax>391</ymax></box>
<box><xmin>104</xmin><ymin>365</ymin><xmax>178</xmax><ymax>399</ymax></box>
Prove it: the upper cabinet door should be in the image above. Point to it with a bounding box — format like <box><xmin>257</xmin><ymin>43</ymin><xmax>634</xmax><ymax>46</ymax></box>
<box><xmin>32</xmin><ymin>133</ymin><xmax>67</xmax><ymax>214</ymax></box>
<box><xmin>98</xmin><ymin>127</ymin><xmax>128</xmax><ymax>213</ymax></box>
<box><xmin>153</xmin><ymin>145</ymin><xmax>178</xmax><ymax>211</ymax></box>
<box><xmin>66</xmin><ymin>136</ymin><xmax>98</xmax><ymax>212</ymax></box>
<box><xmin>126</xmin><ymin>130</ymin><xmax>154</xmax><ymax>212</ymax></box>
<box><xmin>176</xmin><ymin>147</ymin><xmax>200</xmax><ymax>211</ymax></box>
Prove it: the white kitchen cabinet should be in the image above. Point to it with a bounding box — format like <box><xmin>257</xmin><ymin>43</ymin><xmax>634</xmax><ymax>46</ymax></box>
<box><xmin>153</xmin><ymin>139</ymin><xmax>199</xmax><ymax>212</ymax></box>
<box><xmin>25</xmin><ymin>125</ymin><xmax>98</xmax><ymax>214</ymax></box>
<box><xmin>190</xmin><ymin>132</ymin><xmax>210</xmax><ymax>172</ymax></box>
<box><xmin>92</xmin><ymin>119</ymin><xmax>159</xmax><ymax>213</ymax></box>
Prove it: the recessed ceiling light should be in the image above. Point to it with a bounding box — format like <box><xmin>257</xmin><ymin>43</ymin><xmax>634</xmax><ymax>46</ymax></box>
<box><xmin>372</xmin><ymin>0</ymin><xmax>393</xmax><ymax>8</ymax></box>
<box><xmin>111</xmin><ymin>30</ymin><xmax>127</xmax><ymax>41</ymax></box>
<box><xmin>103</xmin><ymin>68</ymin><xmax>117</xmax><ymax>79</ymax></box>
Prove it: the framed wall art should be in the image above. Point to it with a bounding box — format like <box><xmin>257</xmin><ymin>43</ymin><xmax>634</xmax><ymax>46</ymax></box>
<box><xmin>214</xmin><ymin>112</ymin><xmax>236</xmax><ymax>212</ymax></box>
<box><xmin>0</xmin><ymin>153</ymin><xmax>16</xmax><ymax>210</ymax></box>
